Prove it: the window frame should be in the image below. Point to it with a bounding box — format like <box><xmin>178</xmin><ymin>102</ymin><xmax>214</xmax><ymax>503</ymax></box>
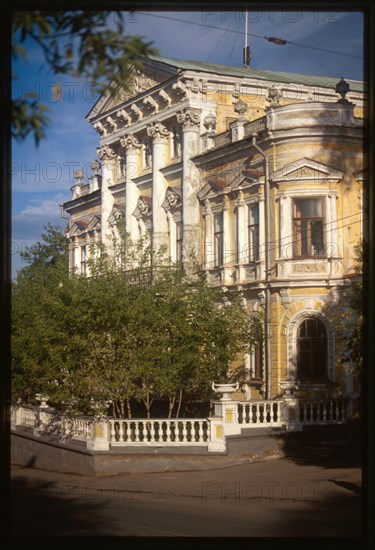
<box><xmin>293</xmin><ymin>197</ymin><xmax>325</xmax><ymax>259</ymax></box>
<box><xmin>248</xmin><ymin>203</ymin><xmax>260</xmax><ymax>262</ymax></box>
<box><xmin>297</xmin><ymin>317</ymin><xmax>328</xmax><ymax>382</ymax></box>
<box><xmin>214</xmin><ymin>212</ymin><xmax>224</xmax><ymax>267</ymax></box>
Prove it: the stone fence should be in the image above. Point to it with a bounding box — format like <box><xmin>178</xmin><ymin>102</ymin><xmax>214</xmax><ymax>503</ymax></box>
<box><xmin>11</xmin><ymin>395</ymin><xmax>352</xmax><ymax>453</ymax></box>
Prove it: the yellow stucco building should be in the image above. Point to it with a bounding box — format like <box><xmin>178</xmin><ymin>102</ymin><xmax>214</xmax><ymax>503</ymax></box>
<box><xmin>62</xmin><ymin>55</ymin><xmax>366</xmax><ymax>404</ymax></box>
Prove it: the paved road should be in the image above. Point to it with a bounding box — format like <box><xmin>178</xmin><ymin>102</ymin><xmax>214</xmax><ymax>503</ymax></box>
<box><xmin>11</xmin><ymin>458</ymin><xmax>362</xmax><ymax>537</ymax></box>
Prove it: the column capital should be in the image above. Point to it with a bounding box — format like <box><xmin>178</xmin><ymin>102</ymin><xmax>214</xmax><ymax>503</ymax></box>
<box><xmin>146</xmin><ymin>121</ymin><xmax>169</xmax><ymax>140</ymax></box>
<box><xmin>120</xmin><ymin>133</ymin><xmax>142</xmax><ymax>151</ymax></box>
<box><xmin>97</xmin><ymin>144</ymin><xmax>117</xmax><ymax>162</ymax></box>
<box><xmin>176</xmin><ymin>107</ymin><xmax>201</xmax><ymax>130</ymax></box>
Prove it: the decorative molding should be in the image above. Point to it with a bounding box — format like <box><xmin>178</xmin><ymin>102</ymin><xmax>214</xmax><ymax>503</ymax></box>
<box><xmin>172</xmin><ymin>80</ymin><xmax>188</xmax><ymax>96</ymax></box>
<box><xmin>292</xmin><ymin>263</ymin><xmax>326</xmax><ymax>273</ymax></box>
<box><xmin>234</xmin><ymin>99</ymin><xmax>248</xmax><ymax>117</ymax></box>
<box><xmin>147</xmin><ymin>121</ymin><xmax>169</xmax><ymax>139</ymax></box>
<box><xmin>133</xmin><ymin>195</ymin><xmax>152</xmax><ymax>220</ymax></box>
<box><xmin>279</xmin><ymin>288</ymin><xmax>291</xmax><ymax>307</ymax></box>
<box><xmin>158</xmin><ymin>89</ymin><xmax>172</xmax><ymax>106</ymax></box>
<box><xmin>120</xmin><ymin>134</ymin><xmax>142</xmax><ymax>151</ymax></box>
<box><xmin>131</xmin><ymin>103</ymin><xmax>142</xmax><ymax>121</ymax></box>
<box><xmin>93</xmin><ymin>121</ymin><xmax>106</xmax><ymax>136</ymax></box>
<box><xmin>97</xmin><ymin>144</ymin><xmax>117</xmax><ymax>162</ymax></box>
<box><xmin>106</xmin><ymin>116</ymin><xmax>118</xmax><ymax>131</ymax></box>
<box><xmin>143</xmin><ymin>96</ymin><xmax>159</xmax><ymax>113</ymax></box>
<box><xmin>108</xmin><ymin>204</ymin><xmax>125</xmax><ymax>227</ymax></box>
<box><xmin>116</xmin><ymin>109</ymin><xmax>131</xmax><ymax>125</ymax></box>
<box><xmin>203</xmin><ymin>112</ymin><xmax>217</xmax><ymax>132</ymax></box>
<box><xmin>176</xmin><ymin>107</ymin><xmax>201</xmax><ymax>130</ymax></box>
<box><xmin>162</xmin><ymin>186</ymin><xmax>182</xmax><ymax>212</ymax></box>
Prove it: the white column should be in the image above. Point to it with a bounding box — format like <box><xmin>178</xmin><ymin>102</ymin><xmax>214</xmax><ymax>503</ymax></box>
<box><xmin>97</xmin><ymin>145</ymin><xmax>117</xmax><ymax>250</ymax></box>
<box><xmin>147</xmin><ymin>122</ymin><xmax>169</xmax><ymax>252</ymax></box>
<box><xmin>120</xmin><ymin>134</ymin><xmax>142</xmax><ymax>243</ymax></box>
<box><xmin>166</xmin><ymin>211</ymin><xmax>176</xmax><ymax>262</ymax></box>
<box><xmin>329</xmin><ymin>193</ymin><xmax>339</xmax><ymax>257</ymax></box>
<box><xmin>73</xmin><ymin>238</ymin><xmax>80</xmax><ymax>273</ymax></box>
<box><xmin>176</xmin><ymin>108</ymin><xmax>202</xmax><ymax>267</ymax></box>
<box><xmin>279</xmin><ymin>195</ymin><xmax>293</xmax><ymax>260</ymax></box>
<box><xmin>223</xmin><ymin>195</ymin><xmax>234</xmax><ymax>264</ymax></box>
<box><xmin>203</xmin><ymin>200</ymin><xmax>213</xmax><ymax>269</ymax></box>
<box><xmin>236</xmin><ymin>192</ymin><xmax>247</xmax><ymax>264</ymax></box>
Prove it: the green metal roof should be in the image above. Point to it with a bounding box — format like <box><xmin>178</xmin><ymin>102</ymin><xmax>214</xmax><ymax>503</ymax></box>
<box><xmin>148</xmin><ymin>54</ymin><xmax>364</xmax><ymax>93</ymax></box>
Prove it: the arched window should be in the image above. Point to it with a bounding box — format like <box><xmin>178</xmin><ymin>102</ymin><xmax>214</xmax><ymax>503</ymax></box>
<box><xmin>297</xmin><ymin>318</ymin><xmax>328</xmax><ymax>381</ymax></box>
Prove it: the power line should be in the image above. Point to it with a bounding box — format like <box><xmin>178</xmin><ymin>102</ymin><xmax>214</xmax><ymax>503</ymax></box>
<box><xmin>201</xmin><ymin>213</ymin><xmax>366</xmax><ymax>272</ymax></box>
<box><xmin>137</xmin><ymin>12</ymin><xmax>363</xmax><ymax>61</ymax></box>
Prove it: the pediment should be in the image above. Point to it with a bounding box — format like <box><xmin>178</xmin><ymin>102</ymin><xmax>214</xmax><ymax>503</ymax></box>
<box><xmin>230</xmin><ymin>168</ymin><xmax>264</xmax><ymax>189</ymax></box>
<box><xmin>87</xmin><ymin>64</ymin><xmax>173</xmax><ymax>120</ymax></box>
<box><xmin>353</xmin><ymin>168</ymin><xmax>367</xmax><ymax>183</ymax></box>
<box><xmin>70</xmin><ymin>220</ymin><xmax>89</xmax><ymax>237</ymax></box>
<box><xmin>87</xmin><ymin>215</ymin><xmax>101</xmax><ymax>232</ymax></box>
<box><xmin>271</xmin><ymin>158</ymin><xmax>344</xmax><ymax>183</ymax></box>
<box><xmin>197</xmin><ymin>178</ymin><xmax>230</xmax><ymax>201</ymax></box>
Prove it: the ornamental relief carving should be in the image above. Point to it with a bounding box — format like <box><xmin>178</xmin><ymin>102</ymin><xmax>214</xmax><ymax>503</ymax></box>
<box><xmin>120</xmin><ymin>134</ymin><xmax>142</xmax><ymax>150</ymax></box>
<box><xmin>110</xmin><ymin>69</ymin><xmax>167</xmax><ymax>106</ymax></box>
<box><xmin>97</xmin><ymin>145</ymin><xmax>117</xmax><ymax>162</ymax></box>
<box><xmin>133</xmin><ymin>196</ymin><xmax>152</xmax><ymax>220</ymax></box>
<box><xmin>162</xmin><ymin>187</ymin><xmax>182</xmax><ymax>212</ymax></box>
<box><xmin>108</xmin><ymin>205</ymin><xmax>125</xmax><ymax>227</ymax></box>
<box><xmin>176</xmin><ymin>108</ymin><xmax>201</xmax><ymax>129</ymax></box>
<box><xmin>147</xmin><ymin>121</ymin><xmax>169</xmax><ymax>139</ymax></box>
<box><xmin>292</xmin><ymin>263</ymin><xmax>326</xmax><ymax>273</ymax></box>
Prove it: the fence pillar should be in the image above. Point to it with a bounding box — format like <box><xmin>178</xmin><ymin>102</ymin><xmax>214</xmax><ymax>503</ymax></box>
<box><xmin>87</xmin><ymin>420</ymin><xmax>110</xmax><ymax>451</ymax></box>
<box><xmin>11</xmin><ymin>406</ymin><xmax>23</xmax><ymax>430</ymax></box>
<box><xmin>283</xmin><ymin>398</ymin><xmax>303</xmax><ymax>432</ymax></box>
<box><xmin>208</xmin><ymin>400</ymin><xmax>241</xmax><ymax>452</ymax></box>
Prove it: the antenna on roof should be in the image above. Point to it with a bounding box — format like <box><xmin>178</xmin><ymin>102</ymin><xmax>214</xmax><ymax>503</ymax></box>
<box><xmin>243</xmin><ymin>9</ymin><xmax>251</xmax><ymax>68</ymax></box>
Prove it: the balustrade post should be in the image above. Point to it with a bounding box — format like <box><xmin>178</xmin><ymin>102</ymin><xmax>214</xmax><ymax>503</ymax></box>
<box><xmin>208</xmin><ymin>399</ymin><xmax>241</xmax><ymax>452</ymax></box>
<box><xmin>12</xmin><ymin>405</ymin><xmax>24</xmax><ymax>430</ymax></box>
<box><xmin>87</xmin><ymin>420</ymin><xmax>110</xmax><ymax>451</ymax></box>
<box><xmin>283</xmin><ymin>397</ymin><xmax>303</xmax><ymax>432</ymax></box>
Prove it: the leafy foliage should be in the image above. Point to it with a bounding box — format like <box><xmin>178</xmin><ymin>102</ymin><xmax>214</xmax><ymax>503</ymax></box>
<box><xmin>12</xmin><ymin>227</ymin><xmax>261</xmax><ymax>417</ymax></box>
<box><xmin>334</xmin><ymin>241</ymin><xmax>365</xmax><ymax>376</ymax></box>
<box><xmin>12</xmin><ymin>11</ymin><xmax>158</xmax><ymax>144</ymax></box>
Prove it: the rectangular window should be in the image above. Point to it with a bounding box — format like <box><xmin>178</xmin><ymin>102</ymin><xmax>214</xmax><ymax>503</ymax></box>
<box><xmin>252</xmin><ymin>344</ymin><xmax>263</xmax><ymax>379</ymax></box>
<box><xmin>248</xmin><ymin>204</ymin><xmax>260</xmax><ymax>261</ymax></box>
<box><xmin>81</xmin><ymin>245</ymin><xmax>87</xmax><ymax>276</ymax></box>
<box><xmin>214</xmin><ymin>213</ymin><xmax>224</xmax><ymax>267</ymax></box>
<box><xmin>293</xmin><ymin>198</ymin><xmax>324</xmax><ymax>258</ymax></box>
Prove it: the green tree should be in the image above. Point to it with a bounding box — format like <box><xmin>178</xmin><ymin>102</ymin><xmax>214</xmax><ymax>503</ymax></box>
<box><xmin>12</xmin><ymin>227</ymin><xmax>260</xmax><ymax>418</ymax></box>
<box><xmin>12</xmin><ymin>11</ymin><xmax>157</xmax><ymax>144</ymax></box>
<box><xmin>339</xmin><ymin>241</ymin><xmax>366</xmax><ymax>376</ymax></box>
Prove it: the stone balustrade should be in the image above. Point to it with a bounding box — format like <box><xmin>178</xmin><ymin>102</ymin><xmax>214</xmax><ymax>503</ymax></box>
<box><xmin>109</xmin><ymin>418</ymin><xmax>210</xmax><ymax>446</ymax></box>
<box><xmin>11</xmin><ymin>396</ymin><xmax>351</xmax><ymax>453</ymax></box>
<box><xmin>237</xmin><ymin>400</ymin><xmax>285</xmax><ymax>426</ymax></box>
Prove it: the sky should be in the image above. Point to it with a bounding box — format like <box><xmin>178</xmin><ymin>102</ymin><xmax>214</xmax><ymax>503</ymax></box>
<box><xmin>11</xmin><ymin>10</ymin><xmax>365</xmax><ymax>278</ymax></box>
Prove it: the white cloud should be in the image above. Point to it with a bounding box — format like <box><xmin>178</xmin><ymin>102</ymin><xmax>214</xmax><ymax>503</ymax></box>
<box><xmin>15</xmin><ymin>193</ymin><xmax>69</xmax><ymax>221</ymax></box>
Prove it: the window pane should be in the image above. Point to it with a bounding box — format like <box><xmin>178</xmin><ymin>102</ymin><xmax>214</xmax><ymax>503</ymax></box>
<box><xmin>295</xmin><ymin>199</ymin><xmax>322</xmax><ymax>217</ymax></box>
<box><xmin>297</xmin><ymin>319</ymin><xmax>327</xmax><ymax>381</ymax></box>
<box><xmin>214</xmin><ymin>214</ymin><xmax>223</xmax><ymax>233</ymax></box>
<box><xmin>311</xmin><ymin>220</ymin><xmax>324</xmax><ymax>255</ymax></box>
<box><xmin>249</xmin><ymin>205</ymin><xmax>259</xmax><ymax>225</ymax></box>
